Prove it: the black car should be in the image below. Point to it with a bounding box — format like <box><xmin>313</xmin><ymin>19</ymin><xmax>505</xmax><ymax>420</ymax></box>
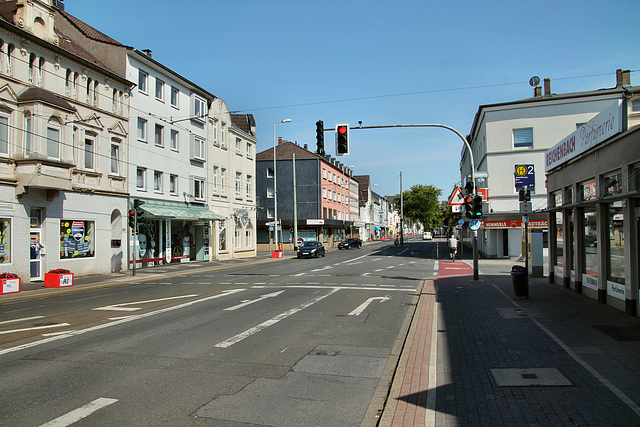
<box><xmin>338</xmin><ymin>238</ymin><xmax>362</xmax><ymax>249</ymax></box>
<box><xmin>297</xmin><ymin>241</ymin><xmax>325</xmax><ymax>258</ymax></box>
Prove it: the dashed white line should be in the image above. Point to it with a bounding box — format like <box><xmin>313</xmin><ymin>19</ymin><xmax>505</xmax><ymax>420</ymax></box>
<box><xmin>0</xmin><ymin>323</ymin><xmax>71</xmax><ymax>335</ymax></box>
<box><xmin>39</xmin><ymin>397</ymin><xmax>118</xmax><ymax>427</ymax></box>
<box><xmin>0</xmin><ymin>316</ymin><xmax>45</xmax><ymax>325</ymax></box>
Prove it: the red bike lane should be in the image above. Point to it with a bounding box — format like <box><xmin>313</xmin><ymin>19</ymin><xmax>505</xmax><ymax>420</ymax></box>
<box><xmin>439</xmin><ymin>260</ymin><xmax>473</xmax><ymax>277</ymax></box>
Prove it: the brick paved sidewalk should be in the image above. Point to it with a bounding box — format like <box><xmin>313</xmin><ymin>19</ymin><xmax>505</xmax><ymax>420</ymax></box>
<box><xmin>378</xmin><ymin>260</ymin><xmax>640</xmax><ymax>426</ymax></box>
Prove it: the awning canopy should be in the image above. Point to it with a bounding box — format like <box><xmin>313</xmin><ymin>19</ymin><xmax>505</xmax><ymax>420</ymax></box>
<box><xmin>140</xmin><ymin>204</ymin><xmax>226</xmax><ymax>221</ymax></box>
<box><xmin>374</xmin><ymin>226</ymin><xmax>381</xmax><ymax>231</ymax></box>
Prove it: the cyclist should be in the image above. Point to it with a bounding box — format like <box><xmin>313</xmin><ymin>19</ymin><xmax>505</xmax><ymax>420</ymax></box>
<box><xmin>448</xmin><ymin>234</ymin><xmax>458</xmax><ymax>261</ymax></box>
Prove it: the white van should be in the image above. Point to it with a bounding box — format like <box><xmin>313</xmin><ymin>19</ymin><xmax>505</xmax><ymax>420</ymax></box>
<box><xmin>423</xmin><ymin>232</ymin><xmax>432</xmax><ymax>240</ymax></box>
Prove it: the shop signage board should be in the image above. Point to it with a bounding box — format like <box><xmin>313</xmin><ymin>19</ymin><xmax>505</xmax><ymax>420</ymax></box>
<box><xmin>545</xmin><ymin>100</ymin><xmax>623</xmax><ymax>172</ymax></box>
<box><xmin>483</xmin><ymin>220</ymin><xmax>548</xmax><ymax>229</ymax></box>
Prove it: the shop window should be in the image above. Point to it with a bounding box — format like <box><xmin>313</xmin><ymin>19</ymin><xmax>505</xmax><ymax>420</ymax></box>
<box><xmin>579</xmin><ymin>179</ymin><xmax>597</xmax><ymax>202</ymax></box>
<box><xmin>235</xmin><ymin>220</ymin><xmax>242</xmax><ymax>249</ymax></box>
<box><xmin>606</xmin><ymin>202</ymin><xmax>625</xmax><ymax>287</ymax></box>
<box><xmin>583</xmin><ymin>208</ymin><xmax>598</xmax><ymax>284</ymax></box>
<box><xmin>245</xmin><ymin>222</ymin><xmax>252</xmax><ymax>247</ymax></box>
<box><xmin>551</xmin><ymin>190</ymin><xmax>562</xmax><ymax>208</ymax></box>
<box><xmin>60</xmin><ymin>220</ymin><xmax>95</xmax><ymax>258</ymax></box>
<box><xmin>219</xmin><ymin>221</ymin><xmax>227</xmax><ymax>251</ymax></box>
<box><xmin>0</xmin><ymin>218</ymin><xmax>11</xmax><ymax>263</ymax></box>
<box><xmin>602</xmin><ymin>171</ymin><xmax>623</xmax><ymax>197</ymax></box>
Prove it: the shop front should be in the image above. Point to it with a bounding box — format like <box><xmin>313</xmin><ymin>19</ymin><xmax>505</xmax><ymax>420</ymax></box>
<box><xmin>130</xmin><ymin>201</ymin><xmax>225</xmax><ymax>269</ymax></box>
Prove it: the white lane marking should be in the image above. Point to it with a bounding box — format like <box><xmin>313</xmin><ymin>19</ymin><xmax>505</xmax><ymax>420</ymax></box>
<box><xmin>0</xmin><ymin>289</ymin><xmax>245</xmax><ymax>357</ymax></box>
<box><xmin>0</xmin><ymin>323</ymin><xmax>71</xmax><ymax>335</ymax></box>
<box><xmin>346</xmin><ymin>261</ymin><xmax>363</xmax><ymax>265</ymax></box>
<box><xmin>0</xmin><ymin>316</ymin><xmax>45</xmax><ymax>325</ymax></box>
<box><xmin>293</xmin><ymin>273</ymin><xmax>306</xmax><ymax>277</ymax></box>
<box><xmin>348</xmin><ymin>296</ymin><xmax>391</xmax><ymax>316</ymax></box>
<box><xmin>42</xmin><ymin>330</ymin><xmax>77</xmax><ymax>337</ymax></box>
<box><xmin>215</xmin><ymin>288</ymin><xmax>340</xmax><ymax>348</ymax></box>
<box><xmin>224</xmin><ymin>290</ymin><xmax>285</xmax><ymax>311</ymax></box>
<box><xmin>362</xmin><ymin>272</ymin><xmax>371</xmax><ymax>277</ymax></box>
<box><xmin>311</xmin><ymin>266</ymin><xmax>333</xmax><ymax>272</ymax></box>
<box><xmin>387</xmin><ymin>265</ymin><xmax>395</xmax><ymax>269</ymax></box>
<box><xmin>433</xmin><ymin>261</ymin><xmax>439</xmax><ymax>275</ymax></box>
<box><xmin>252</xmin><ymin>285</ymin><xmax>414</xmax><ymax>292</ymax></box>
<box><xmin>39</xmin><ymin>397</ymin><xmax>118</xmax><ymax>427</ymax></box>
<box><xmin>92</xmin><ymin>294</ymin><xmax>198</xmax><ymax>312</ymax></box>
<box><xmin>374</xmin><ymin>269</ymin><xmax>383</xmax><ymax>272</ymax></box>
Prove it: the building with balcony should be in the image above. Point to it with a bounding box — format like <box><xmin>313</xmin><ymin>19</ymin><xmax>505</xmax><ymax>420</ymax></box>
<box><xmin>0</xmin><ymin>0</ymin><xmax>133</xmax><ymax>281</ymax></box>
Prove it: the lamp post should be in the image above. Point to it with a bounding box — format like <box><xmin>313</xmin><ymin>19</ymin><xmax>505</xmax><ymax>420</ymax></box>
<box><xmin>273</xmin><ymin>118</ymin><xmax>292</xmax><ymax>256</ymax></box>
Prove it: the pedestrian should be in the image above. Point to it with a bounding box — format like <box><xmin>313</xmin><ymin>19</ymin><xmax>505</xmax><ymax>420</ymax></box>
<box><xmin>448</xmin><ymin>234</ymin><xmax>458</xmax><ymax>261</ymax></box>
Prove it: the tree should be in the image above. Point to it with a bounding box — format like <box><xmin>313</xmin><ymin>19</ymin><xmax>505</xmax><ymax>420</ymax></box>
<box><xmin>395</xmin><ymin>184</ymin><xmax>443</xmax><ymax>230</ymax></box>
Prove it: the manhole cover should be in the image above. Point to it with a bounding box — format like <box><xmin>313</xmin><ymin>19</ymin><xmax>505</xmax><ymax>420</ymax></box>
<box><xmin>490</xmin><ymin>368</ymin><xmax>572</xmax><ymax>387</ymax></box>
<box><xmin>496</xmin><ymin>307</ymin><xmax>545</xmax><ymax>319</ymax></box>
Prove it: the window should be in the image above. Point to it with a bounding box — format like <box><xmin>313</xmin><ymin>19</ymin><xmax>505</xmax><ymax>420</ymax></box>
<box><xmin>193</xmin><ymin>96</ymin><xmax>206</xmax><ymax>120</ymax></box>
<box><xmin>46</xmin><ymin>124</ymin><xmax>60</xmax><ymax>159</ymax></box>
<box><xmin>246</xmin><ymin>175</ymin><xmax>252</xmax><ymax>198</ymax></box>
<box><xmin>137</xmin><ymin>118</ymin><xmax>147</xmax><ymax>141</ymax></box>
<box><xmin>245</xmin><ymin>223</ymin><xmax>252</xmax><ymax>247</ymax></box>
<box><xmin>0</xmin><ymin>115</ymin><xmax>8</xmax><ymax>155</ymax></box>
<box><xmin>155</xmin><ymin>124</ymin><xmax>164</xmax><ymax>146</ymax></box>
<box><xmin>219</xmin><ymin>221</ymin><xmax>227</xmax><ymax>251</ymax></box>
<box><xmin>60</xmin><ymin>220</ymin><xmax>95</xmax><ymax>259</ymax></box>
<box><xmin>154</xmin><ymin>171</ymin><xmax>162</xmax><ymax>192</ymax></box>
<box><xmin>212</xmin><ymin>166</ymin><xmax>219</xmax><ymax>193</ymax></box>
<box><xmin>155</xmin><ymin>78</ymin><xmax>164</xmax><ymax>101</ymax></box>
<box><xmin>193</xmin><ymin>177</ymin><xmax>205</xmax><ymax>201</ymax></box>
<box><xmin>170</xmin><ymin>86</ymin><xmax>179</xmax><ymax>107</ymax></box>
<box><xmin>136</xmin><ymin>167</ymin><xmax>146</xmax><ymax>189</ymax></box>
<box><xmin>632</xmin><ymin>99</ymin><xmax>640</xmax><ymax>112</ymax></box>
<box><xmin>212</xmin><ymin>120</ymin><xmax>218</xmax><ymax>146</ymax></box>
<box><xmin>267</xmin><ymin>187</ymin><xmax>275</xmax><ymax>198</ymax></box>
<box><xmin>220</xmin><ymin>123</ymin><xmax>226</xmax><ymax>148</ymax></box>
<box><xmin>246</xmin><ymin>142</ymin><xmax>252</xmax><ymax>158</ymax></box>
<box><xmin>110</xmin><ymin>142</ymin><xmax>120</xmax><ymax>174</ymax></box>
<box><xmin>169</xmin><ymin>174</ymin><xmax>178</xmax><ymax>194</ymax></box>
<box><xmin>84</xmin><ymin>138</ymin><xmax>94</xmax><ymax>170</ymax></box>
<box><xmin>235</xmin><ymin>172</ymin><xmax>242</xmax><ymax>197</ymax></box>
<box><xmin>603</xmin><ymin>171</ymin><xmax>623</xmax><ymax>197</ymax></box>
<box><xmin>322</xmin><ymin>187</ymin><xmax>327</xmax><ymax>198</ymax></box>
<box><xmin>607</xmin><ymin>201</ymin><xmax>625</xmax><ymax>286</ymax></box>
<box><xmin>170</xmin><ymin>129</ymin><xmax>178</xmax><ymax>151</ymax></box>
<box><xmin>0</xmin><ymin>217</ymin><xmax>11</xmax><ymax>264</ymax></box>
<box><xmin>24</xmin><ymin>114</ymin><xmax>31</xmax><ymax>156</ymax></box>
<box><xmin>191</xmin><ymin>135</ymin><xmax>205</xmax><ymax>161</ymax></box>
<box><xmin>235</xmin><ymin>137</ymin><xmax>241</xmax><ymax>154</ymax></box>
<box><xmin>266</xmin><ymin>167</ymin><xmax>274</xmax><ymax>178</ymax></box>
<box><xmin>235</xmin><ymin>221</ymin><xmax>242</xmax><ymax>249</ymax></box>
<box><xmin>513</xmin><ymin>128</ymin><xmax>533</xmax><ymax>148</ymax></box>
<box><xmin>138</xmin><ymin>69</ymin><xmax>148</xmax><ymax>94</ymax></box>
<box><xmin>323</xmin><ymin>168</ymin><xmax>326</xmax><ymax>179</ymax></box>
<box><xmin>266</xmin><ymin>208</ymin><xmax>274</xmax><ymax>219</ymax></box>
<box><xmin>220</xmin><ymin>168</ymin><xmax>226</xmax><ymax>194</ymax></box>
<box><xmin>579</xmin><ymin>179</ymin><xmax>597</xmax><ymax>202</ymax></box>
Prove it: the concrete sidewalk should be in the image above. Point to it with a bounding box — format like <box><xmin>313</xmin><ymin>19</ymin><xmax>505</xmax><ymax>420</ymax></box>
<box><xmin>377</xmin><ymin>257</ymin><xmax>640</xmax><ymax>426</ymax></box>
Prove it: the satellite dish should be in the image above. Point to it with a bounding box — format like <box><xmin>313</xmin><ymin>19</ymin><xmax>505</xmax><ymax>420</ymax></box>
<box><xmin>529</xmin><ymin>76</ymin><xmax>541</xmax><ymax>87</ymax></box>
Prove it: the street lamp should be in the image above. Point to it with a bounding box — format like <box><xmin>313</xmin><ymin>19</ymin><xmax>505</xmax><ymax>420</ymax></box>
<box><xmin>273</xmin><ymin>118</ymin><xmax>292</xmax><ymax>256</ymax></box>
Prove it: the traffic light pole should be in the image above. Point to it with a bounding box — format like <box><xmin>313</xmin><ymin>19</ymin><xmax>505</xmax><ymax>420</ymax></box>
<box><xmin>325</xmin><ymin>123</ymin><xmax>479</xmax><ymax>279</ymax></box>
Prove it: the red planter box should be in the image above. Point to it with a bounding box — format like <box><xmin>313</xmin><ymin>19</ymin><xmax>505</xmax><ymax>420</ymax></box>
<box><xmin>1</xmin><ymin>277</ymin><xmax>21</xmax><ymax>294</ymax></box>
<box><xmin>44</xmin><ymin>272</ymin><xmax>74</xmax><ymax>288</ymax></box>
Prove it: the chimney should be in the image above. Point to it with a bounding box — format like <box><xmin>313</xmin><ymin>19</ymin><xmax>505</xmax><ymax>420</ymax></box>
<box><xmin>142</xmin><ymin>49</ymin><xmax>152</xmax><ymax>58</ymax></box>
<box><xmin>616</xmin><ymin>69</ymin><xmax>631</xmax><ymax>87</ymax></box>
<box><xmin>534</xmin><ymin>86</ymin><xmax>542</xmax><ymax>97</ymax></box>
<box><xmin>544</xmin><ymin>78</ymin><xmax>551</xmax><ymax>96</ymax></box>
<box><xmin>303</xmin><ymin>144</ymin><xmax>308</xmax><ymax>150</ymax></box>
<box><xmin>278</xmin><ymin>137</ymin><xmax>283</xmax><ymax>145</ymax></box>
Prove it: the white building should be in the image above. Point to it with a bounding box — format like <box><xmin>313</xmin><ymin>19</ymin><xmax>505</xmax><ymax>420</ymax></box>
<box><xmin>463</xmin><ymin>72</ymin><xmax>629</xmax><ymax>259</ymax></box>
<box><xmin>0</xmin><ymin>0</ymin><xmax>133</xmax><ymax>282</ymax></box>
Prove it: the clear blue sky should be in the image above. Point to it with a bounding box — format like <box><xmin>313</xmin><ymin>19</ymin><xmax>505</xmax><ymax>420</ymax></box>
<box><xmin>67</xmin><ymin>0</ymin><xmax>640</xmax><ymax>200</ymax></box>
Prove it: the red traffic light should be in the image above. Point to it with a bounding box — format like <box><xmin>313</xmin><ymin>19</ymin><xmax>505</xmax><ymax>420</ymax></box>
<box><xmin>128</xmin><ymin>209</ymin><xmax>135</xmax><ymax>216</ymax></box>
<box><xmin>463</xmin><ymin>197</ymin><xmax>472</xmax><ymax>204</ymax></box>
<box><xmin>338</xmin><ymin>126</ymin><xmax>347</xmax><ymax>134</ymax></box>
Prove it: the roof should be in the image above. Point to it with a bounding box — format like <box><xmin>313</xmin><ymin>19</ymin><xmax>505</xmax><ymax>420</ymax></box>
<box><xmin>256</xmin><ymin>140</ymin><xmax>324</xmax><ymax>161</ymax></box>
<box><xmin>57</xmin><ymin>8</ymin><xmax>123</xmax><ymax>46</ymax></box>
<box><xmin>18</xmin><ymin>87</ymin><xmax>76</xmax><ymax>112</ymax></box>
<box><xmin>230</xmin><ymin>114</ymin><xmax>256</xmax><ymax>136</ymax></box>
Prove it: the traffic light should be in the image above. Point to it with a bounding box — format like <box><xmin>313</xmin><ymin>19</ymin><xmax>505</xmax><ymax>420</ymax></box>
<box><xmin>335</xmin><ymin>123</ymin><xmax>350</xmax><ymax>156</ymax></box>
<box><xmin>316</xmin><ymin>120</ymin><xmax>325</xmax><ymax>156</ymax></box>
<box><xmin>133</xmin><ymin>199</ymin><xmax>145</xmax><ymax>223</ymax></box>
<box><xmin>472</xmin><ymin>195</ymin><xmax>483</xmax><ymax>218</ymax></box>
<box><xmin>463</xmin><ymin>196</ymin><xmax>473</xmax><ymax>219</ymax></box>
<box><xmin>518</xmin><ymin>189</ymin><xmax>530</xmax><ymax>201</ymax></box>
<box><xmin>128</xmin><ymin>209</ymin><xmax>135</xmax><ymax>230</ymax></box>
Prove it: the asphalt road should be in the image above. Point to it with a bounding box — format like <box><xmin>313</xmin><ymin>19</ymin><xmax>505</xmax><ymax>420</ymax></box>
<box><xmin>0</xmin><ymin>239</ymin><xmax>437</xmax><ymax>426</ymax></box>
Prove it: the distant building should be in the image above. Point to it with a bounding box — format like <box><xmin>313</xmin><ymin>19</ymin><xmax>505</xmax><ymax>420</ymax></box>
<box><xmin>255</xmin><ymin>140</ymin><xmax>354</xmax><ymax>250</ymax></box>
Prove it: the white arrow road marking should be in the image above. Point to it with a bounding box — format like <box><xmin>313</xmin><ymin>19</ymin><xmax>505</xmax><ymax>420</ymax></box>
<box><xmin>92</xmin><ymin>294</ymin><xmax>199</xmax><ymax>311</ymax></box>
<box><xmin>224</xmin><ymin>290</ymin><xmax>285</xmax><ymax>311</ymax></box>
<box><xmin>0</xmin><ymin>323</ymin><xmax>71</xmax><ymax>335</ymax></box>
<box><xmin>0</xmin><ymin>289</ymin><xmax>245</xmax><ymax>357</ymax></box>
<box><xmin>215</xmin><ymin>288</ymin><xmax>340</xmax><ymax>348</ymax></box>
<box><xmin>39</xmin><ymin>397</ymin><xmax>118</xmax><ymax>427</ymax></box>
<box><xmin>348</xmin><ymin>295</ymin><xmax>391</xmax><ymax>316</ymax></box>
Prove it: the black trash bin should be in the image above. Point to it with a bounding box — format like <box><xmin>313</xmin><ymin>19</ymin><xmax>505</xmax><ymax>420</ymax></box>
<box><xmin>511</xmin><ymin>265</ymin><xmax>528</xmax><ymax>298</ymax></box>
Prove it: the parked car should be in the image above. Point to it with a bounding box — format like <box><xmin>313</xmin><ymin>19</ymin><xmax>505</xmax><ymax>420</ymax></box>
<box><xmin>338</xmin><ymin>238</ymin><xmax>362</xmax><ymax>249</ymax></box>
<box><xmin>423</xmin><ymin>232</ymin><xmax>433</xmax><ymax>240</ymax></box>
<box><xmin>297</xmin><ymin>241</ymin><xmax>325</xmax><ymax>258</ymax></box>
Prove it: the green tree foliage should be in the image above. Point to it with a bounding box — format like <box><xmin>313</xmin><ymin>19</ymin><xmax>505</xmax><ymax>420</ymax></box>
<box><xmin>395</xmin><ymin>184</ymin><xmax>443</xmax><ymax>230</ymax></box>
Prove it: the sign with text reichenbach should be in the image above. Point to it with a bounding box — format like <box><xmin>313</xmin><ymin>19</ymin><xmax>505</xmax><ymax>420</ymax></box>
<box><xmin>545</xmin><ymin>100</ymin><xmax>623</xmax><ymax>172</ymax></box>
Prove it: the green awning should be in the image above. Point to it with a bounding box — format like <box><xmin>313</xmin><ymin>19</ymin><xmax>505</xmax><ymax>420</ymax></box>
<box><xmin>140</xmin><ymin>204</ymin><xmax>226</xmax><ymax>221</ymax></box>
